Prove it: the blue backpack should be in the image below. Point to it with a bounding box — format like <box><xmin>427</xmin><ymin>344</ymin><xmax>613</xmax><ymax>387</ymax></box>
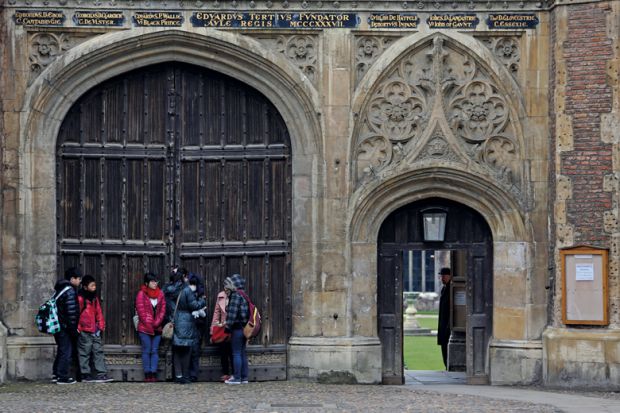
<box><xmin>35</xmin><ymin>286</ymin><xmax>71</xmax><ymax>334</ymax></box>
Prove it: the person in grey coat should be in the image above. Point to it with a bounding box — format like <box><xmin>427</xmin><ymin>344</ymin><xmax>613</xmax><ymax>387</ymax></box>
<box><xmin>163</xmin><ymin>268</ymin><xmax>206</xmax><ymax>384</ymax></box>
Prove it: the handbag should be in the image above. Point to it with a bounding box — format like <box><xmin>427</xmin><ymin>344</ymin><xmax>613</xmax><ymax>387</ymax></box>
<box><xmin>161</xmin><ymin>289</ymin><xmax>183</xmax><ymax>340</ymax></box>
<box><xmin>132</xmin><ymin>312</ymin><xmax>139</xmax><ymax>331</ymax></box>
<box><xmin>211</xmin><ymin>324</ymin><xmax>230</xmax><ymax>344</ymax></box>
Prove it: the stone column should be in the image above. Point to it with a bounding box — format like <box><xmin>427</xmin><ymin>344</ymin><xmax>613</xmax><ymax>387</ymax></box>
<box><xmin>288</xmin><ymin>30</ymin><xmax>381</xmax><ymax>384</ymax></box>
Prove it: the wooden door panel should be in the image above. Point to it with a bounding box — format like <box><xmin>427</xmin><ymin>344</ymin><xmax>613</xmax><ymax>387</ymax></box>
<box><xmin>105</xmin><ymin>160</ymin><xmax>123</xmax><ymax>239</ymax></box>
<box><xmin>247</xmin><ymin>160</ymin><xmax>265</xmax><ymax>240</ymax></box>
<box><xmin>60</xmin><ymin>159</ymin><xmax>81</xmax><ymax>238</ymax></box>
<box><xmin>180</xmin><ymin>161</ymin><xmax>200</xmax><ymax>242</ymax></box>
<box><xmin>84</xmin><ymin>159</ymin><xmax>101</xmax><ymax>239</ymax></box>
<box><xmin>127</xmin><ymin>160</ymin><xmax>145</xmax><ymax>240</ymax></box>
<box><xmin>223</xmin><ymin>161</ymin><xmax>245</xmax><ymax>241</ymax></box>
<box><xmin>147</xmin><ymin>160</ymin><xmax>166</xmax><ymax>241</ymax></box>
<box><xmin>378</xmin><ymin>250</ymin><xmax>403</xmax><ymax>384</ymax></box>
<box><xmin>466</xmin><ymin>245</ymin><xmax>493</xmax><ymax>382</ymax></box>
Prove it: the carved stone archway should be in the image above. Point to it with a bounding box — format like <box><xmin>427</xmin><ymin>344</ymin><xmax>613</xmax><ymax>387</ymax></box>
<box><xmin>345</xmin><ymin>32</ymin><xmax>540</xmax><ymax>385</ymax></box>
<box><xmin>18</xmin><ymin>29</ymin><xmax>322</xmax><ymax>337</ymax></box>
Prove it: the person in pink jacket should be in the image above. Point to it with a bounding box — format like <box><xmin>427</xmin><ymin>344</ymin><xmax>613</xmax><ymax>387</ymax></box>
<box><xmin>210</xmin><ymin>289</ymin><xmax>232</xmax><ymax>381</ymax></box>
<box><xmin>136</xmin><ymin>272</ymin><xmax>166</xmax><ymax>382</ymax></box>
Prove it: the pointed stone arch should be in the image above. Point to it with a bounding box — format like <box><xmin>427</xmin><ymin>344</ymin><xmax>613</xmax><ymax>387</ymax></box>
<box><xmin>18</xmin><ymin>29</ymin><xmax>322</xmax><ymax>319</ymax></box>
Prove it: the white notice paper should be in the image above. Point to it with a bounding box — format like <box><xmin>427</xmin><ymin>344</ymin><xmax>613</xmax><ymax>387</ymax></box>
<box><xmin>575</xmin><ymin>263</ymin><xmax>594</xmax><ymax>281</ymax></box>
<box><xmin>454</xmin><ymin>291</ymin><xmax>466</xmax><ymax>306</ymax></box>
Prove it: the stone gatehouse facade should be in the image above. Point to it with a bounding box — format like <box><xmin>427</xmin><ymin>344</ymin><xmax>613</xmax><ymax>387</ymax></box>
<box><xmin>0</xmin><ymin>0</ymin><xmax>619</xmax><ymax>388</ymax></box>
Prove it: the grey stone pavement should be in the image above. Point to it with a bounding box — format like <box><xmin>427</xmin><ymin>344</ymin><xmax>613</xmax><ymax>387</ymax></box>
<box><xmin>0</xmin><ymin>371</ymin><xmax>619</xmax><ymax>413</ymax></box>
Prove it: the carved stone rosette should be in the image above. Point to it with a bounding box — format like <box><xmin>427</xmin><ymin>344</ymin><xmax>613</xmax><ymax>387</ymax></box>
<box><xmin>354</xmin><ymin>35</ymin><xmax>399</xmax><ymax>85</ymax></box>
<box><xmin>29</xmin><ymin>32</ymin><xmax>95</xmax><ymax>83</ymax></box>
<box><xmin>478</xmin><ymin>36</ymin><xmax>521</xmax><ymax>75</ymax></box>
<box><xmin>248</xmin><ymin>34</ymin><xmax>318</xmax><ymax>85</ymax></box>
<box><xmin>354</xmin><ymin>35</ymin><xmax>523</xmax><ymax>197</ymax></box>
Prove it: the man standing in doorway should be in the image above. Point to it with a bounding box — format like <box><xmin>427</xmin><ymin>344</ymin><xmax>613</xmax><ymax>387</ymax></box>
<box><xmin>437</xmin><ymin>267</ymin><xmax>452</xmax><ymax>370</ymax></box>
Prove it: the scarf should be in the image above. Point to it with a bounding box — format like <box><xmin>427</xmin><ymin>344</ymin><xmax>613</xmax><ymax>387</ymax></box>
<box><xmin>141</xmin><ymin>284</ymin><xmax>161</xmax><ymax>299</ymax></box>
<box><xmin>80</xmin><ymin>289</ymin><xmax>97</xmax><ymax>302</ymax></box>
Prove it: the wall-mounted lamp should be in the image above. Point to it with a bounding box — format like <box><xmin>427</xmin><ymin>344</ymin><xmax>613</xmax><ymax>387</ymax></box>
<box><xmin>422</xmin><ymin>209</ymin><xmax>447</xmax><ymax>242</ymax></box>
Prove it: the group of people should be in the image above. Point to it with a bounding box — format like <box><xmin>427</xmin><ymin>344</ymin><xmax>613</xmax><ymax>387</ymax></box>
<box><xmin>52</xmin><ymin>265</ymin><xmax>252</xmax><ymax>385</ymax></box>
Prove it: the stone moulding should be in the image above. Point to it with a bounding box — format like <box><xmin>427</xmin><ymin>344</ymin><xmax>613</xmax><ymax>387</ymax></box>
<box><xmin>348</xmin><ymin>166</ymin><xmax>529</xmax><ymax>244</ymax></box>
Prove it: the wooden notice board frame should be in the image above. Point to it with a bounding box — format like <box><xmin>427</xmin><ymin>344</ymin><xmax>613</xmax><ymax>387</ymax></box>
<box><xmin>561</xmin><ymin>246</ymin><xmax>608</xmax><ymax>325</ymax></box>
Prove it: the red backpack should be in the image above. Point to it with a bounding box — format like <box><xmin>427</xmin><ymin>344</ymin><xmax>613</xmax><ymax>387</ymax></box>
<box><xmin>236</xmin><ymin>289</ymin><xmax>261</xmax><ymax>339</ymax></box>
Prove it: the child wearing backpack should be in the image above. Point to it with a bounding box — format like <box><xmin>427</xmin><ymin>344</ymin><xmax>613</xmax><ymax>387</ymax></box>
<box><xmin>51</xmin><ymin>267</ymin><xmax>82</xmax><ymax>384</ymax></box>
<box><xmin>224</xmin><ymin>274</ymin><xmax>250</xmax><ymax>385</ymax></box>
<box><xmin>77</xmin><ymin>275</ymin><xmax>113</xmax><ymax>383</ymax></box>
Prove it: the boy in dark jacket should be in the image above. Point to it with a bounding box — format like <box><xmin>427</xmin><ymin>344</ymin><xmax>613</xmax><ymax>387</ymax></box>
<box><xmin>52</xmin><ymin>267</ymin><xmax>81</xmax><ymax>384</ymax></box>
<box><xmin>77</xmin><ymin>275</ymin><xmax>113</xmax><ymax>383</ymax></box>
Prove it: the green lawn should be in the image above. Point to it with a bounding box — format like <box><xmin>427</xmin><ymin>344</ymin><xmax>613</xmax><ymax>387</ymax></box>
<box><xmin>403</xmin><ymin>335</ymin><xmax>444</xmax><ymax>371</ymax></box>
<box><xmin>415</xmin><ymin>310</ymin><xmax>438</xmax><ymax>316</ymax></box>
<box><xmin>415</xmin><ymin>316</ymin><xmax>438</xmax><ymax>331</ymax></box>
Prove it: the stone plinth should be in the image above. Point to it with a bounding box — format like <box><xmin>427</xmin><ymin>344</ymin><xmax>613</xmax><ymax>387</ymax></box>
<box><xmin>288</xmin><ymin>336</ymin><xmax>381</xmax><ymax>384</ymax></box>
<box><xmin>489</xmin><ymin>339</ymin><xmax>543</xmax><ymax>385</ymax></box>
<box><xmin>543</xmin><ymin>328</ymin><xmax>620</xmax><ymax>390</ymax></box>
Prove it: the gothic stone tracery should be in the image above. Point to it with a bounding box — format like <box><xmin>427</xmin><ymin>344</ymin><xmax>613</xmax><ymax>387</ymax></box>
<box><xmin>248</xmin><ymin>34</ymin><xmax>318</xmax><ymax>84</ymax></box>
<box><xmin>355</xmin><ymin>36</ymin><xmax>523</xmax><ymax>194</ymax></box>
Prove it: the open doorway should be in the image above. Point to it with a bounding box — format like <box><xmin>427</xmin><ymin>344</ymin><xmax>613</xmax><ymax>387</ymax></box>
<box><xmin>377</xmin><ymin>198</ymin><xmax>493</xmax><ymax>385</ymax></box>
<box><xmin>402</xmin><ymin>249</ymin><xmax>463</xmax><ymax>373</ymax></box>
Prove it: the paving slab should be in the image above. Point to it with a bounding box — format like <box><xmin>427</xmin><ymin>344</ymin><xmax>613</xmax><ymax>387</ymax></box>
<box><xmin>406</xmin><ymin>370</ymin><xmax>620</xmax><ymax>413</ymax></box>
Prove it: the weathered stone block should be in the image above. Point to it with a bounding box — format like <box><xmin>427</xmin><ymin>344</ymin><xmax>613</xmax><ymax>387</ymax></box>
<box><xmin>288</xmin><ymin>336</ymin><xmax>381</xmax><ymax>384</ymax></box>
<box><xmin>489</xmin><ymin>340</ymin><xmax>543</xmax><ymax>385</ymax></box>
<box><xmin>494</xmin><ymin>242</ymin><xmax>528</xmax><ymax>271</ymax></box>
<box><xmin>494</xmin><ymin>307</ymin><xmax>526</xmax><ymax>340</ymax></box>
<box><xmin>494</xmin><ymin>271</ymin><xmax>526</xmax><ymax>308</ymax></box>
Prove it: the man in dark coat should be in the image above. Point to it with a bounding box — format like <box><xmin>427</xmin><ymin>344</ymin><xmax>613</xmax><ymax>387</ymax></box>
<box><xmin>52</xmin><ymin>267</ymin><xmax>82</xmax><ymax>384</ymax></box>
<box><xmin>437</xmin><ymin>267</ymin><xmax>452</xmax><ymax>369</ymax></box>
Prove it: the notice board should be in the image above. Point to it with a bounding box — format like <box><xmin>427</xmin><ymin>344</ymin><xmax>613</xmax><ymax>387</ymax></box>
<box><xmin>561</xmin><ymin>247</ymin><xmax>608</xmax><ymax>325</ymax></box>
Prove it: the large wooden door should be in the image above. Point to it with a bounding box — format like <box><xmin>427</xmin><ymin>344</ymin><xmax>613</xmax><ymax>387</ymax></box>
<box><xmin>57</xmin><ymin>63</ymin><xmax>291</xmax><ymax>381</ymax></box>
<box><xmin>377</xmin><ymin>198</ymin><xmax>492</xmax><ymax>384</ymax></box>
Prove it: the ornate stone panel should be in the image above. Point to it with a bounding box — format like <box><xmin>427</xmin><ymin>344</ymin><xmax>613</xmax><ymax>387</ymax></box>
<box><xmin>477</xmin><ymin>35</ymin><xmax>521</xmax><ymax>75</ymax></box>
<box><xmin>354</xmin><ymin>35</ymin><xmax>401</xmax><ymax>85</ymax></box>
<box><xmin>248</xmin><ymin>34</ymin><xmax>319</xmax><ymax>85</ymax></box>
<box><xmin>28</xmin><ymin>31</ymin><xmax>99</xmax><ymax>83</ymax></box>
<box><xmin>354</xmin><ymin>35</ymin><xmax>524</xmax><ymax>198</ymax></box>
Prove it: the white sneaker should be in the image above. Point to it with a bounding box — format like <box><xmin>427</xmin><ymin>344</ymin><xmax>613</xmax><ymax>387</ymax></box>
<box><xmin>225</xmin><ymin>378</ymin><xmax>241</xmax><ymax>384</ymax></box>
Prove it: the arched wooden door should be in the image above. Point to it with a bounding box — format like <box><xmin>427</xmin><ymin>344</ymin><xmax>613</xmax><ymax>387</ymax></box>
<box><xmin>57</xmin><ymin>63</ymin><xmax>292</xmax><ymax>381</ymax></box>
<box><xmin>377</xmin><ymin>198</ymin><xmax>492</xmax><ymax>384</ymax></box>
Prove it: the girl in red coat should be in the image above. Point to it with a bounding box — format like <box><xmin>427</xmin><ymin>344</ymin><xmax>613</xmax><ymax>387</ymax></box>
<box><xmin>136</xmin><ymin>272</ymin><xmax>166</xmax><ymax>382</ymax></box>
<box><xmin>77</xmin><ymin>275</ymin><xmax>112</xmax><ymax>382</ymax></box>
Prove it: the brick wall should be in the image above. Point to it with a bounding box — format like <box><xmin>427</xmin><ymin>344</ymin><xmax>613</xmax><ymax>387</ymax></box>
<box><xmin>560</xmin><ymin>3</ymin><xmax>614</xmax><ymax>243</ymax></box>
